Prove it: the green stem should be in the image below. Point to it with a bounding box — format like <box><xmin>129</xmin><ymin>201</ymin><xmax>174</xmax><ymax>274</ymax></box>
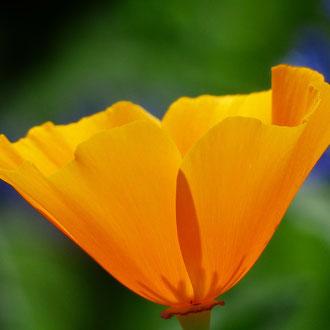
<box><xmin>176</xmin><ymin>311</ymin><xmax>211</xmax><ymax>330</ymax></box>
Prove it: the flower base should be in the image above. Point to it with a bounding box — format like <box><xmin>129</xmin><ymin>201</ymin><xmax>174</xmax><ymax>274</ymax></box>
<box><xmin>161</xmin><ymin>300</ymin><xmax>224</xmax><ymax>319</ymax></box>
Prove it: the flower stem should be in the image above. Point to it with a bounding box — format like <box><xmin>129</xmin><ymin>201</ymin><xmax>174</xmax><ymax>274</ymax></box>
<box><xmin>176</xmin><ymin>311</ymin><xmax>211</xmax><ymax>330</ymax></box>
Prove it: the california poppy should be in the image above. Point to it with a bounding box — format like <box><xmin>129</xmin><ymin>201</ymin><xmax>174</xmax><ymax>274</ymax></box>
<box><xmin>0</xmin><ymin>65</ymin><xmax>329</xmax><ymax>329</ymax></box>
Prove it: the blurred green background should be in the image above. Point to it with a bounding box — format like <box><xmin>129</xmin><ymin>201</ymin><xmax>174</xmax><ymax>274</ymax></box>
<box><xmin>0</xmin><ymin>1</ymin><xmax>329</xmax><ymax>329</ymax></box>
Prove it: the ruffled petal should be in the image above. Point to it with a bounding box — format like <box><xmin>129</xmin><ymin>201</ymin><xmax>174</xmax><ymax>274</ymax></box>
<box><xmin>3</xmin><ymin>101</ymin><xmax>158</xmax><ymax>176</ymax></box>
<box><xmin>162</xmin><ymin>91</ymin><xmax>271</xmax><ymax>155</ymax></box>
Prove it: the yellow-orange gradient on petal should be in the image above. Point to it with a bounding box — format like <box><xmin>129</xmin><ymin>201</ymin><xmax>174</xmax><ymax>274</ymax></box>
<box><xmin>0</xmin><ymin>65</ymin><xmax>329</xmax><ymax>319</ymax></box>
<box><xmin>0</xmin><ymin>101</ymin><xmax>158</xmax><ymax>176</ymax></box>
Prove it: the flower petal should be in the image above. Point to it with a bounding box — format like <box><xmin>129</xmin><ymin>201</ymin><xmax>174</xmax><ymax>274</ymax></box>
<box><xmin>0</xmin><ymin>120</ymin><xmax>194</xmax><ymax>305</ymax></box>
<box><xmin>179</xmin><ymin>111</ymin><xmax>329</xmax><ymax>301</ymax></box>
<box><xmin>3</xmin><ymin>101</ymin><xmax>157</xmax><ymax>176</ymax></box>
<box><xmin>0</xmin><ymin>161</ymin><xmax>78</xmax><ymax>241</ymax></box>
<box><xmin>162</xmin><ymin>91</ymin><xmax>271</xmax><ymax>155</ymax></box>
<box><xmin>272</xmin><ymin>64</ymin><xmax>324</xmax><ymax>126</ymax></box>
<box><xmin>0</xmin><ymin>134</ymin><xmax>23</xmax><ymax>169</ymax></box>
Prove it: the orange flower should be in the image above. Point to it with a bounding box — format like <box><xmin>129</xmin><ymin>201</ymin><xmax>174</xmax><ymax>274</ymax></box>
<box><xmin>0</xmin><ymin>65</ymin><xmax>329</xmax><ymax>322</ymax></box>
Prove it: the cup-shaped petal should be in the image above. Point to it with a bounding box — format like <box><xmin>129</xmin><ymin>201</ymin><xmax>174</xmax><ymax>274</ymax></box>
<box><xmin>0</xmin><ymin>120</ymin><xmax>193</xmax><ymax>306</ymax></box>
<box><xmin>177</xmin><ymin>66</ymin><xmax>330</xmax><ymax>302</ymax></box>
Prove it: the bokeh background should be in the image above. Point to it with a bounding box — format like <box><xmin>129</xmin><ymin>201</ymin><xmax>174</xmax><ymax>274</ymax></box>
<box><xmin>0</xmin><ymin>1</ymin><xmax>329</xmax><ymax>329</ymax></box>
